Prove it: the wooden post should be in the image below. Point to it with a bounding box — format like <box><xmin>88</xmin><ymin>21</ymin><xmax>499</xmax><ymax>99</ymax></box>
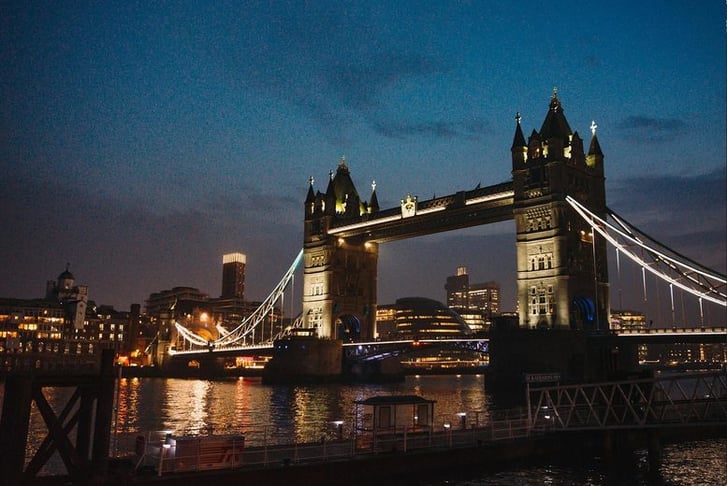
<box><xmin>75</xmin><ymin>384</ymin><xmax>95</xmax><ymax>462</ymax></box>
<box><xmin>0</xmin><ymin>374</ymin><xmax>33</xmax><ymax>483</ymax></box>
<box><xmin>647</xmin><ymin>430</ymin><xmax>662</xmax><ymax>470</ymax></box>
<box><xmin>91</xmin><ymin>349</ymin><xmax>116</xmax><ymax>475</ymax></box>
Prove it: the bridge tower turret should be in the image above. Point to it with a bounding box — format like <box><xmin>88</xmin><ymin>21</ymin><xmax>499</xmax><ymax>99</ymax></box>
<box><xmin>511</xmin><ymin>90</ymin><xmax>610</xmax><ymax>331</ymax></box>
<box><xmin>302</xmin><ymin>157</ymin><xmax>379</xmax><ymax>341</ymax></box>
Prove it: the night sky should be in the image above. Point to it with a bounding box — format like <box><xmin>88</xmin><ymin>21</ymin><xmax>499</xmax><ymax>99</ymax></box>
<box><xmin>2</xmin><ymin>1</ymin><xmax>725</xmax><ymax>322</ymax></box>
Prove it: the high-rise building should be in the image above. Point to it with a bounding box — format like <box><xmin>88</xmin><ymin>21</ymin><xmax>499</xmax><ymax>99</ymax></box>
<box><xmin>444</xmin><ymin>266</ymin><xmax>500</xmax><ymax>332</ymax></box>
<box><xmin>468</xmin><ymin>281</ymin><xmax>500</xmax><ymax>316</ymax></box>
<box><xmin>444</xmin><ymin>266</ymin><xmax>469</xmax><ymax>309</ymax></box>
<box><xmin>221</xmin><ymin>252</ymin><xmax>246</xmax><ymax>300</ymax></box>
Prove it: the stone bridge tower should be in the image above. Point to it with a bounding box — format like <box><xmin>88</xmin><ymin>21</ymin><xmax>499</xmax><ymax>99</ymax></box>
<box><xmin>302</xmin><ymin>157</ymin><xmax>379</xmax><ymax>341</ymax></box>
<box><xmin>511</xmin><ymin>91</ymin><xmax>610</xmax><ymax>331</ymax></box>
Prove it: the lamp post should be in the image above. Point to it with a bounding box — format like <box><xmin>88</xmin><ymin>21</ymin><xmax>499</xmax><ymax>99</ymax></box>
<box><xmin>333</xmin><ymin>420</ymin><xmax>343</xmax><ymax>440</ymax></box>
<box><xmin>590</xmin><ymin>226</ymin><xmax>600</xmax><ymax>330</ymax></box>
<box><xmin>457</xmin><ymin>412</ymin><xmax>467</xmax><ymax>429</ymax></box>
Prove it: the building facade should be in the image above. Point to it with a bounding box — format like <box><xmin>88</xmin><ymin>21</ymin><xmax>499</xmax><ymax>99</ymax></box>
<box><xmin>0</xmin><ymin>267</ymin><xmax>127</xmax><ymax>369</ymax></box>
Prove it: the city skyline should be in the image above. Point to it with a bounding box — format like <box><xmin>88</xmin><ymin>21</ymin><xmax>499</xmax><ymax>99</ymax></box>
<box><xmin>2</xmin><ymin>1</ymin><xmax>725</xmax><ymax>317</ymax></box>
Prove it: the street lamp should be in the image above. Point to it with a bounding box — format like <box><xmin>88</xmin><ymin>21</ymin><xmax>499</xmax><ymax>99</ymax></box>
<box><xmin>457</xmin><ymin>412</ymin><xmax>467</xmax><ymax>429</ymax></box>
<box><xmin>333</xmin><ymin>420</ymin><xmax>343</xmax><ymax>440</ymax></box>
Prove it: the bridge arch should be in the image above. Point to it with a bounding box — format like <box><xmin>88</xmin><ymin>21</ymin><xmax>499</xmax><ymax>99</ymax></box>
<box><xmin>570</xmin><ymin>296</ymin><xmax>596</xmax><ymax>330</ymax></box>
<box><xmin>336</xmin><ymin>314</ymin><xmax>362</xmax><ymax>342</ymax></box>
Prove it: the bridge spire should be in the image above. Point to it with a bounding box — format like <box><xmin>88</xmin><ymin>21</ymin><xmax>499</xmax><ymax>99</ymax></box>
<box><xmin>369</xmin><ymin>180</ymin><xmax>380</xmax><ymax>213</ymax></box>
<box><xmin>305</xmin><ymin>175</ymin><xmax>316</xmax><ymax>209</ymax></box>
<box><xmin>587</xmin><ymin>119</ymin><xmax>604</xmax><ymax>166</ymax></box>
<box><xmin>511</xmin><ymin>111</ymin><xmax>527</xmax><ymax>166</ymax></box>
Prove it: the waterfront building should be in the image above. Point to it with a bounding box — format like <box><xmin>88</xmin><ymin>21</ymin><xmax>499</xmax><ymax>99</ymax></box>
<box><xmin>0</xmin><ymin>267</ymin><xmax>126</xmax><ymax>365</ymax></box>
<box><xmin>390</xmin><ymin>297</ymin><xmax>472</xmax><ymax>340</ymax></box>
<box><xmin>0</xmin><ymin>298</ymin><xmax>65</xmax><ymax>354</ymax></box>
<box><xmin>375</xmin><ymin>297</ymin><xmax>485</xmax><ymax>370</ymax></box>
<box><xmin>45</xmin><ymin>265</ymin><xmax>88</xmax><ymax>334</ymax></box>
<box><xmin>444</xmin><ymin>266</ymin><xmax>500</xmax><ymax>332</ymax></box>
<box><xmin>374</xmin><ymin>305</ymin><xmax>397</xmax><ymax>339</ymax></box>
<box><xmin>611</xmin><ymin>310</ymin><xmax>648</xmax><ymax>363</ymax></box>
<box><xmin>609</xmin><ymin>309</ymin><xmax>726</xmax><ymax>367</ymax></box>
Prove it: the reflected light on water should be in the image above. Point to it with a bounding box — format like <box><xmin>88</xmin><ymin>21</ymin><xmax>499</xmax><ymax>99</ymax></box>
<box><xmin>162</xmin><ymin>379</ymin><xmax>210</xmax><ymax>434</ymax></box>
<box><xmin>111</xmin><ymin>375</ymin><xmax>491</xmax><ymax>445</ymax></box>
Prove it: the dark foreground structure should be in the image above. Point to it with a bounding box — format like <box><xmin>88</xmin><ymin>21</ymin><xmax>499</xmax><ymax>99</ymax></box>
<box><xmin>2</xmin><ymin>349</ymin><xmax>724</xmax><ymax>486</ymax></box>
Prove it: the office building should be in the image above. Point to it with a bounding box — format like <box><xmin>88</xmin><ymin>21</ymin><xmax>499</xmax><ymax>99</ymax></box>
<box><xmin>221</xmin><ymin>252</ymin><xmax>246</xmax><ymax>300</ymax></box>
<box><xmin>444</xmin><ymin>266</ymin><xmax>500</xmax><ymax>332</ymax></box>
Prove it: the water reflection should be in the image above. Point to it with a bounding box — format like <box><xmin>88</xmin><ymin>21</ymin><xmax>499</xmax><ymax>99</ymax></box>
<box><xmin>112</xmin><ymin>375</ymin><xmax>489</xmax><ymax>445</ymax></box>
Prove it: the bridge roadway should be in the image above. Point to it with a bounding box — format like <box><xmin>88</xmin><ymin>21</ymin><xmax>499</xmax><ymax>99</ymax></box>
<box><xmin>167</xmin><ymin>337</ymin><xmax>489</xmax><ymax>359</ymax></box>
<box><xmin>167</xmin><ymin>327</ymin><xmax>726</xmax><ymax>360</ymax></box>
<box><xmin>597</xmin><ymin>327</ymin><xmax>727</xmax><ymax>344</ymax></box>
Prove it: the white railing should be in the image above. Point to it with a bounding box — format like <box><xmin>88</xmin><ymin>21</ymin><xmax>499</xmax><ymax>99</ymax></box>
<box><xmin>114</xmin><ymin>412</ymin><xmax>535</xmax><ymax>476</ymax></box>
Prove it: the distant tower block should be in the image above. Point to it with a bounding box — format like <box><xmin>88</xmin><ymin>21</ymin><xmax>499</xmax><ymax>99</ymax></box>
<box><xmin>221</xmin><ymin>252</ymin><xmax>246</xmax><ymax>299</ymax></box>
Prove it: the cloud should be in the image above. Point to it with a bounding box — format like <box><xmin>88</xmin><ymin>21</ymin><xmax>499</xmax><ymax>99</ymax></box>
<box><xmin>326</xmin><ymin>52</ymin><xmax>446</xmax><ymax>111</ymax></box>
<box><xmin>210</xmin><ymin>5</ymin><xmax>450</xmax><ymax>139</ymax></box>
<box><xmin>373</xmin><ymin>118</ymin><xmax>489</xmax><ymax>140</ymax></box>
<box><xmin>615</xmin><ymin>115</ymin><xmax>688</xmax><ymax>142</ymax></box>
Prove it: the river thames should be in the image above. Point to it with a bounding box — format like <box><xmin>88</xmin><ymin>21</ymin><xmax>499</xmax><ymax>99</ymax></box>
<box><xmin>2</xmin><ymin>373</ymin><xmax>725</xmax><ymax>484</ymax></box>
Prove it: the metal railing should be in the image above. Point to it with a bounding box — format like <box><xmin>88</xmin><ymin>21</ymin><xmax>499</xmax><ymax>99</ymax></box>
<box><xmin>116</xmin><ymin>413</ymin><xmax>535</xmax><ymax>476</ymax></box>
<box><xmin>529</xmin><ymin>371</ymin><xmax>727</xmax><ymax>431</ymax></box>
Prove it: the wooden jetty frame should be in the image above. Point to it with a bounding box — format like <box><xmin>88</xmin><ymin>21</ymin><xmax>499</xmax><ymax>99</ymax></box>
<box><xmin>0</xmin><ymin>349</ymin><xmax>116</xmax><ymax>484</ymax></box>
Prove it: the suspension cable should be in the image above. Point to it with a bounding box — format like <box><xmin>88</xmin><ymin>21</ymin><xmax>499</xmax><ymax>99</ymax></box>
<box><xmin>566</xmin><ymin>196</ymin><xmax>726</xmax><ymax>307</ymax></box>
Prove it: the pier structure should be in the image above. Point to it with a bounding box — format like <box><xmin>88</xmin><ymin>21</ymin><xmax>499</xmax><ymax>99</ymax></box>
<box><xmin>0</xmin><ymin>349</ymin><xmax>116</xmax><ymax>484</ymax></box>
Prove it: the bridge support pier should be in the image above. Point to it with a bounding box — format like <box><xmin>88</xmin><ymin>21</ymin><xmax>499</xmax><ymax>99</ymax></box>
<box><xmin>263</xmin><ymin>337</ymin><xmax>343</xmax><ymax>384</ymax></box>
<box><xmin>485</xmin><ymin>327</ymin><xmax>639</xmax><ymax>393</ymax></box>
<box><xmin>342</xmin><ymin>355</ymin><xmax>405</xmax><ymax>383</ymax></box>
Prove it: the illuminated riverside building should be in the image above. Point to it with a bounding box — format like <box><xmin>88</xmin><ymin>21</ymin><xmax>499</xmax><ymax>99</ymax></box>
<box><xmin>374</xmin><ymin>297</ymin><xmax>485</xmax><ymax>370</ymax></box>
<box><xmin>444</xmin><ymin>266</ymin><xmax>500</xmax><ymax>332</ymax></box>
<box><xmin>388</xmin><ymin>297</ymin><xmax>472</xmax><ymax>340</ymax></box>
<box><xmin>611</xmin><ymin>310</ymin><xmax>648</xmax><ymax>362</ymax></box>
<box><xmin>0</xmin><ymin>267</ymin><xmax>126</xmax><ymax>361</ymax></box>
<box><xmin>374</xmin><ymin>305</ymin><xmax>397</xmax><ymax>339</ymax></box>
<box><xmin>609</xmin><ymin>310</ymin><xmax>725</xmax><ymax>366</ymax></box>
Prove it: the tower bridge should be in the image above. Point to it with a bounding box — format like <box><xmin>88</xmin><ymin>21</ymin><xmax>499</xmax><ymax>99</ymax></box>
<box><xmin>171</xmin><ymin>91</ymin><xmax>725</xmax><ymax>384</ymax></box>
<box><xmin>301</xmin><ymin>91</ymin><xmax>609</xmax><ymax>344</ymax></box>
